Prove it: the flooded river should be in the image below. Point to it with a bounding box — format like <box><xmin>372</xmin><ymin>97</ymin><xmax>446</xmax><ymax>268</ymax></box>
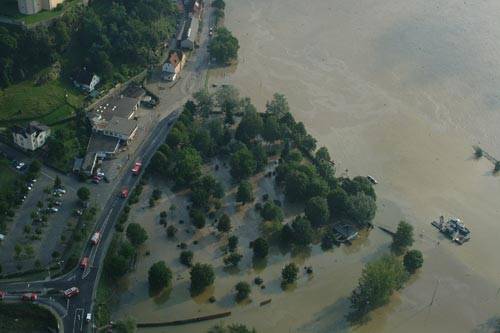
<box><xmin>116</xmin><ymin>0</ymin><xmax>500</xmax><ymax>332</ymax></box>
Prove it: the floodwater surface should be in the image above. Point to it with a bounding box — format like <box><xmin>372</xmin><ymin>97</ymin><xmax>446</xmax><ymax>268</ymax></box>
<box><xmin>116</xmin><ymin>0</ymin><xmax>500</xmax><ymax>332</ymax></box>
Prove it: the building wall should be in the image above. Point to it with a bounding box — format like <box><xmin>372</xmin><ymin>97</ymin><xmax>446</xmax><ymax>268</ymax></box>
<box><xmin>18</xmin><ymin>0</ymin><xmax>42</xmax><ymax>15</ymax></box>
<box><xmin>13</xmin><ymin>130</ymin><xmax>49</xmax><ymax>151</ymax></box>
<box><xmin>42</xmin><ymin>0</ymin><xmax>64</xmax><ymax>10</ymax></box>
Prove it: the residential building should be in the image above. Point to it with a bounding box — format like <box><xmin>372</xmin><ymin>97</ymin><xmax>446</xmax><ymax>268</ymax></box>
<box><xmin>18</xmin><ymin>0</ymin><xmax>65</xmax><ymax>15</ymax></box>
<box><xmin>162</xmin><ymin>50</ymin><xmax>186</xmax><ymax>81</ymax></box>
<box><xmin>181</xmin><ymin>16</ymin><xmax>200</xmax><ymax>50</ymax></box>
<box><xmin>73</xmin><ymin>68</ymin><xmax>100</xmax><ymax>92</ymax></box>
<box><xmin>12</xmin><ymin>121</ymin><xmax>51</xmax><ymax>151</ymax></box>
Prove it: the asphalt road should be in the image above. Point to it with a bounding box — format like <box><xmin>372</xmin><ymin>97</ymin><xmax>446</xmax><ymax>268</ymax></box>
<box><xmin>0</xmin><ymin>5</ymin><xmax>215</xmax><ymax>331</ymax></box>
<box><xmin>0</xmin><ymin>110</ymin><xmax>180</xmax><ymax>333</ymax></box>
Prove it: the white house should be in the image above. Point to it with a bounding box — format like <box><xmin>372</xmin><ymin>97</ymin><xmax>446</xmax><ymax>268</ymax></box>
<box><xmin>12</xmin><ymin>121</ymin><xmax>51</xmax><ymax>151</ymax></box>
<box><xmin>73</xmin><ymin>68</ymin><xmax>100</xmax><ymax>92</ymax></box>
<box><xmin>18</xmin><ymin>0</ymin><xmax>65</xmax><ymax>15</ymax></box>
<box><xmin>162</xmin><ymin>50</ymin><xmax>186</xmax><ymax>81</ymax></box>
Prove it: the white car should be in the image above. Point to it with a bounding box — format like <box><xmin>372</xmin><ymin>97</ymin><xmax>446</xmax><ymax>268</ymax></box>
<box><xmin>55</xmin><ymin>188</ymin><xmax>66</xmax><ymax>194</ymax></box>
<box><xmin>49</xmin><ymin>207</ymin><xmax>58</xmax><ymax>213</ymax></box>
<box><xmin>16</xmin><ymin>162</ymin><xmax>25</xmax><ymax>170</ymax></box>
<box><xmin>86</xmin><ymin>313</ymin><xmax>92</xmax><ymax>322</ymax></box>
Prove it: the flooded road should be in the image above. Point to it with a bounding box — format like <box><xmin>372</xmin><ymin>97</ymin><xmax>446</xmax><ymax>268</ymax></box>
<box><xmin>116</xmin><ymin>0</ymin><xmax>500</xmax><ymax>332</ymax></box>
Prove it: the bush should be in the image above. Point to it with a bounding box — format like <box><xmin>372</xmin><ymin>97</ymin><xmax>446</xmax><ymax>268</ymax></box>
<box><xmin>166</xmin><ymin>225</ymin><xmax>178</xmax><ymax>238</ymax></box>
<box><xmin>77</xmin><ymin>186</ymin><xmax>91</xmax><ymax>202</ymax></box>
<box><xmin>228</xmin><ymin>235</ymin><xmax>238</xmax><ymax>252</ymax></box>
<box><xmin>223</xmin><ymin>252</ymin><xmax>243</xmax><ymax>267</ymax></box>
<box><xmin>180</xmin><ymin>250</ymin><xmax>194</xmax><ymax>267</ymax></box>
<box><xmin>190</xmin><ymin>263</ymin><xmax>215</xmax><ymax>295</ymax></box>
<box><xmin>281</xmin><ymin>263</ymin><xmax>299</xmax><ymax>285</ymax></box>
<box><xmin>217</xmin><ymin>214</ymin><xmax>231</xmax><ymax>233</ymax></box>
<box><xmin>190</xmin><ymin>209</ymin><xmax>206</xmax><ymax>229</ymax></box>
<box><xmin>148</xmin><ymin>261</ymin><xmax>172</xmax><ymax>294</ymax></box>
<box><xmin>126</xmin><ymin>223</ymin><xmax>148</xmax><ymax>246</ymax></box>
<box><xmin>235</xmin><ymin>281</ymin><xmax>251</xmax><ymax>301</ymax></box>
<box><xmin>403</xmin><ymin>250</ymin><xmax>423</xmax><ymax>274</ymax></box>
<box><xmin>252</xmin><ymin>237</ymin><xmax>269</xmax><ymax>258</ymax></box>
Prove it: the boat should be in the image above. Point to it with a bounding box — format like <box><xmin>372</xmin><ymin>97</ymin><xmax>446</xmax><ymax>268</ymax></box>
<box><xmin>431</xmin><ymin>216</ymin><xmax>471</xmax><ymax>244</ymax></box>
<box><xmin>367</xmin><ymin>175</ymin><xmax>378</xmax><ymax>184</ymax></box>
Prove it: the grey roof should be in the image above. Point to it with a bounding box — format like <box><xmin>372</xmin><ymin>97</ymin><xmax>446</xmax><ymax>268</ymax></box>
<box><xmin>74</xmin><ymin>68</ymin><xmax>96</xmax><ymax>85</ymax></box>
<box><xmin>94</xmin><ymin>95</ymin><xmax>138</xmax><ymax>121</ymax></box>
<box><xmin>12</xmin><ymin>121</ymin><xmax>50</xmax><ymax>137</ymax></box>
<box><xmin>105</xmin><ymin>117</ymin><xmax>138</xmax><ymax>136</ymax></box>
<box><xmin>182</xmin><ymin>16</ymin><xmax>199</xmax><ymax>42</ymax></box>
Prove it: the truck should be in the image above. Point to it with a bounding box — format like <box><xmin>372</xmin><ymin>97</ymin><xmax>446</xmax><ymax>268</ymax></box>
<box><xmin>22</xmin><ymin>293</ymin><xmax>37</xmax><ymax>301</ymax></box>
<box><xmin>131</xmin><ymin>161</ymin><xmax>142</xmax><ymax>175</ymax></box>
<box><xmin>80</xmin><ymin>257</ymin><xmax>89</xmax><ymax>269</ymax></box>
<box><xmin>63</xmin><ymin>287</ymin><xmax>80</xmax><ymax>298</ymax></box>
<box><xmin>90</xmin><ymin>232</ymin><xmax>100</xmax><ymax>245</ymax></box>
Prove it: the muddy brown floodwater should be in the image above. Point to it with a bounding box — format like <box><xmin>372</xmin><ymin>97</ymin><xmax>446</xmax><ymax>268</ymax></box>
<box><xmin>114</xmin><ymin>0</ymin><xmax>500</xmax><ymax>332</ymax></box>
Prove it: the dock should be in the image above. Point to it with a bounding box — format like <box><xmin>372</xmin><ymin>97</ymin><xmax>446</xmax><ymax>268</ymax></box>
<box><xmin>431</xmin><ymin>216</ymin><xmax>470</xmax><ymax>244</ymax></box>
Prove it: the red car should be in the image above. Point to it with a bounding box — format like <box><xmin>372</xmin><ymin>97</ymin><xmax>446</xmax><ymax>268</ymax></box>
<box><xmin>0</xmin><ymin>291</ymin><xmax>5</xmax><ymax>300</ymax></box>
<box><xmin>120</xmin><ymin>188</ymin><xmax>129</xmax><ymax>198</ymax></box>
<box><xmin>131</xmin><ymin>161</ymin><xmax>142</xmax><ymax>175</ymax></box>
<box><xmin>80</xmin><ymin>257</ymin><xmax>89</xmax><ymax>269</ymax></box>
<box><xmin>22</xmin><ymin>293</ymin><xmax>37</xmax><ymax>301</ymax></box>
<box><xmin>63</xmin><ymin>287</ymin><xmax>80</xmax><ymax>298</ymax></box>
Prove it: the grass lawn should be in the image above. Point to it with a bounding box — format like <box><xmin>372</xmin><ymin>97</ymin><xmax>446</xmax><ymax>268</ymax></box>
<box><xmin>0</xmin><ymin>0</ymin><xmax>81</xmax><ymax>25</ymax></box>
<box><xmin>0</xmin><ymin>77</ymin><xmax>84</xmax><ymax>125</ymax></box>
<box><xmin>0</xmin><ymin>303</ymin><xmax>58</xmax><ymax>331</ymax></box>
<box><xmin>0</xmin><ymin>158</ymin><xmax>16</xmax><ymax>194</ymax></box>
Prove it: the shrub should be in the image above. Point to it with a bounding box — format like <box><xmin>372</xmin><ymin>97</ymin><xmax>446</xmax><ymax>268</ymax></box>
<box><xmin>148</xmin><ymin>261</ymin><xmax>172</xmax><ymax>293</ymax></box>
<box><xmin>281</xmin><ymin>263</ymin><xmax>299</xmax><ymax>285</ymax></box>
<box><xmin>180</xmin><ymin>250</ymin><xmax>194</xmax><ymax>267</ymax></box>
<box><xmin>403</xmin><ymin>250</ymin><xmax>423</xmax><ymax>274</ymax></box>
<box><xmin>235</xmin><ymin>281</ymin><xmax>251</xmax><ymax>301</ymax></box>
<box><xmin>252</xmin><ymin>237</ymin><xmax>269</xmax><ymax>258</ymax></box>
<box><xmin>190</xmin><ymin>263</ymin><xmax>215</xmax><ymax>295</ymax></box>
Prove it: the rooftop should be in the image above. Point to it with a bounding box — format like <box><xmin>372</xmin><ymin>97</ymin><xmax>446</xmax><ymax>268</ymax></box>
<box><xmin>12</xmin><ymin>121</ymin><xmax>50</xmax><ymax>136</ymax></box>
<box><xmin>93</xmin><ymin>95</ymin><xmax>138</xmax><ymax>121</ymax></box>
<box><xmin>105</xmin><ymin>116</ymin><xmax>138</xmax><ymax>137</ymax></box>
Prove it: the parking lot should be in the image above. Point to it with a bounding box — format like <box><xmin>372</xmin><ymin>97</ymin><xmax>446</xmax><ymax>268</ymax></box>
<box><xmin>0</xmin><ymin>144</ymin><xmax>80</xmax><ymax>275</ymax></box>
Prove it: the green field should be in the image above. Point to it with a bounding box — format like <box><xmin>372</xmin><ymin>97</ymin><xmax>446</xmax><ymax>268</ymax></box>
<box><xmin>0</xmin><ymin>303</ymin><xmax>58</xmax><ymax>331</ymax></box>
<box><xmin>0</xmin><ymin>77</ymin><xmax>84</xmax><ymax>125</ymax></box>
<box><xmin>0</xmin><ymin>158</ymin><xmax>16</xmax><ymax>193</ymax></box>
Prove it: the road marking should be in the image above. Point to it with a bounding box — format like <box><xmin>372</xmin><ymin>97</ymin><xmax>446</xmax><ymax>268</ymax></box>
<box><xmin>72</xmin><ymin>308</ymin><xmax>84</xmax><ymax>333</ymax></box>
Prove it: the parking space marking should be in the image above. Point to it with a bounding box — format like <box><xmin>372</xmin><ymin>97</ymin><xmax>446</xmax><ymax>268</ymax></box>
<box><xmin>73</xmin><ymin>308</ymin><xmax>84</xmax><ymax>333</ymax></box>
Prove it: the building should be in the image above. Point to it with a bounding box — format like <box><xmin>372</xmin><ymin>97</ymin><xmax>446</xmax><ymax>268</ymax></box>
<box><xmin>18</xmin><ymin>0</ymin><xmax>65</xmax><ymax>15</ymax></box>
<box><xmin>181</xmin><ymin>16</ymin><xmax>199</xmax><ymax>50</ymax></box>
<box><xmin>73</xmin><ymin>68</ymin><xmax>100</xmax><ymax>92</ymax></box>
<box><xmin>12</xmin><ymin>121</ymin><xmax>51</xmax><ymax>151</ymax></box>
<box><xmin>90</xmin><ymin>95</ymin><xmax>139</xmax><ymax>144</ymax></box>
<box><xmin>162</xmin><ymin>50</ymin><xmax>186</xmax><ymax>81</ymax></box>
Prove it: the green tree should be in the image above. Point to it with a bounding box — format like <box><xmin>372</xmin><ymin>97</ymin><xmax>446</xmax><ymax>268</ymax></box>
<box><xmin>126</xmin><ymin>223</ymin><xmax>148</xmax><ymax>246</ymax></box>
<box><xmin>236</xmin><ymin>181</ymin><xmax>254</xmax><ymax>204</ymax></box>
<box><xmin>77</xmin><ymin>186</ymin><xmax>90</xmax><ymax>202</ymax></box>
<box><xmin>305</xmin><ymin>196</ymin><xmax>330</xmax><ymax>227</ymax></box>
<box><xmin>260</xmin><ymin>202</ymin><xmax>284</xmax><ymax>222</ymax></box>
<box><xmin>217</xmin><ymin>214</ymin><xmax>232</xmax><ymax>233</ymax></box>
<box><xmin>327</xmin><ymin>188</ymin><xmax>350</xmax><ymax>218</ymax></box>
<box><xmin>266</xmin><ymin>93</ymin><xmax>289</xmax><ymax>118</ymax></box>
<box><xmin>180</xmin><ymin>250</ymin><xmax>194</xmax><ymax>267</ymax></box>
<box><xmin>166</xmin><ymin>225</ymin><xmax>178</xmax><ymax>238</ymax></box>
<box><xmin>281</xmin><ymin>263</ymin><xmax>299</xmax><ymax>285</ymax></box>
<box><xmin>53</xmin><ymin>176</ymin><xmax>62</xmax><ymax>189</ymax></box>
<box><xmin>148</xmin><ymin>261</ymin><xmax>172</xmax><ymax>293</ymax></box>
<box><xmin>171</xmin><ymin>147</ymin><xmax>202</xmax><ymax>187</ymax></box>
<box><xmin>27</xmin><ymin>160</ymin><xmax>42</xmax><ymax>177</ymax></box>
<box><xmin>262</xmin><ymin>115</ymin><xmax>282</xmax><ymax>142</ymax></box>
<box><xmin>235</xmin><ymin>100</ymin><xmax>263</xmax><ymax>143</ymax></box>
<box><xmin>252</xmin><ymin>237</ymin><xmax>269</xmax><ymax>259</ymax></box>
<box><xmin>347</xmin><ymin>192</ymin><xmax>377</xmax><ymax>226</ymax></box>
<box><xmin>193</xmin><ymin>90</ymin><xmax>214</xmax><ymax>116</ymax></box>
<box><xmin>392</xmin><ymin>221</ymin><xmax>414</xmax><ymax>254</ymax></box>
<box><xmin>291</xmin><ymin>216</ymin><xmax>313</xmax><ymax>246</ymax></box>
<box><xmin>190</xmin><ymin>209</ymin><xmax>206</xmax><ymax>229</ymax></box>
<box><xmin>473</xmin><ymin>146</ymin><xmax>483</xmax><ymax>159</ymax></box>
<box><xmin>315</xmin><ymin>147</ymin><xmax>331</xmax><ymax>161</ymax></box>
<box><xmin>403</xmin><ymin>249</ymin><xmax>423</xmax><ymax>274</ymax></box>
<box><xmin>230</xmin><ymin>147</ymin><xmax>256</xmax><ymax>180</ymax></box>
<box><xmin>216</xmin><ymin>85</ymin><xmax>240</xmax><ymax>114</ymax></box>
<box><xmin>349</xmin><ymin>255</ymin><xmax>408</xmax><ymax>321</ymax></box>
<box><xmin>208</xmin><ymin>324</ymin><xmax>256</xmax><ymax>333</ymax></box>
<box><xmin>208</xmin><ymin>27</ymin><xmax>240</xmax><ymax>65</ymax></box>
<box><xmin>223</xmin><ymin>252</ymin><xmax>243</xmax><ymax>267</ymax></box>
<box><xmin>235</xmin><ymin>281</ymin><xmax>251</xmax><ymax>301</ymax></box>
<box><xmin>190</xmin><ymin>263</ymin><xmax>215</xmax><ymax>295</ymax></box>
<box><xmin>212</xmin><ymin>0</ymin><xmax>225</xmax><ymax>9</ymax></box>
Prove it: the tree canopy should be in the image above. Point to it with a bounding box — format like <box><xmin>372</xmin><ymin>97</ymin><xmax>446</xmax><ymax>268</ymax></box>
<box><xmin>208</xmin><ymin>27</ymin><xmax>240</xmax><ymax>65</ymax></box>
<box><xmin>190</xmin><ymin>263</ymin><xmax>215</xmax><ymax>295</ymax></box>
<box><xmin>392</xmin><ymin>221</ymin><xmax>414</xmax><ymax>254</ymax></box>
<box><xmin>126</xmin><ymin>223</ymin><xmax>148</xmax><ymax>246</ymax></box>
<box><xmin>148</xmin><ymin>261</ymin><xmax>172</xmax><ymax>293</ymax></box>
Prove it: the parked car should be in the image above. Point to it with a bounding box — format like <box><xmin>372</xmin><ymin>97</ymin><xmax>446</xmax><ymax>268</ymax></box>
<box><xmin>63</xmin><ymin>287</ymin><xmax>80</xmax><ymax>298</ymax></box>
<box><xmin>15</xmin><ymin>162</ymin><xmax>25</xmax><ymax>170</ymax></box>
<box><xmin>48</xmin><ymin>207</ymin><xmax>58</xmax><ymax>213</ymax></box>
<box><xmin>0</xmin><ymin>291</ymin><xmax>5</xmax><ymax>300</ymax></box>
<box><xmin>131</xmin><ymin>161</ymin><xmax>142</xmax><ymax>175</ymax></box>
<box><xmin>54</xmin><ymin>188</ymin><xmax>66</xmax><ymax>194</ymax></box>
<box><xmin>90</xmin><ymin>232</ymin><xmax>101</xmax><ymax>245</ymax></box>
<box><xmin>86</xmin><ymin>313</ymin><xmax>92</xmax><ymax>322</ymax></box>
<box><xmin>22</xmin><ymin>293</ymin><xmax>37</xmax><ymax>301</ymax></box>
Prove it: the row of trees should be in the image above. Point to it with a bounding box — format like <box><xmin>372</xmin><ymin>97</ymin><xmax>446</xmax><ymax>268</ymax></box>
<box><xmin>0</xmin><ymin>0</ymin><xmax>179</xmax><ymax>88</ymax></box>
